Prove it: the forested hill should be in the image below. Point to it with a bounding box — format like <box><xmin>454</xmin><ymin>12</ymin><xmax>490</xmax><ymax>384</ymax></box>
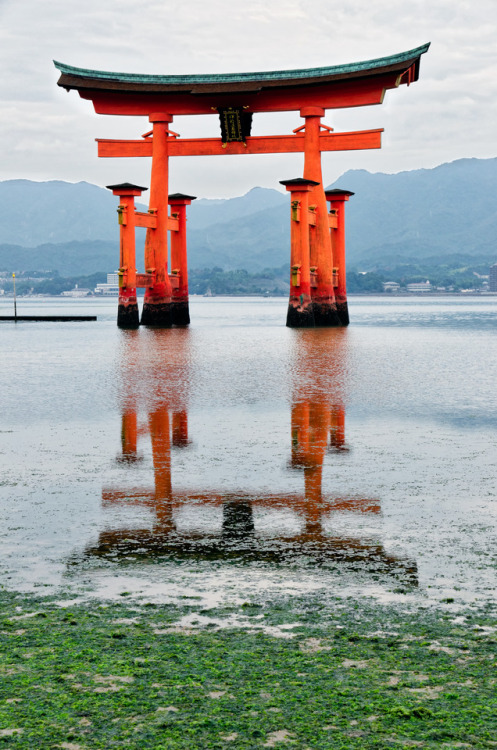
<box><xmin>1</xmin><ymin>156</ymin><xmax>496</xmax><ymax>275</ymax></box>
<box><xmin>332</xmin><ymin>157</ymin><xmax>497</xmax><ymax>268</ymax></box>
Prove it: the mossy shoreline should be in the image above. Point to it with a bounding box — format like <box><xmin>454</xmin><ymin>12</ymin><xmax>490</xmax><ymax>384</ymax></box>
<box><xmin>1</xmin><ymin>589</ymin><xmax>496</xmax><ymax>749</ymax></box>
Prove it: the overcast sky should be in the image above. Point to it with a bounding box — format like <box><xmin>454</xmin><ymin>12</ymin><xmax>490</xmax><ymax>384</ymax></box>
<box><xmin>1</xmin><ymin>0</ymin><xmax>496</xmax><ymax>197</ymax></box>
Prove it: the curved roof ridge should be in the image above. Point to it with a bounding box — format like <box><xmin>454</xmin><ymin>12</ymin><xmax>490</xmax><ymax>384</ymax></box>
<box><xmin>54</xmin><ymin>43</ymin><xmax>430</xmax><ymax>85</ymax></box>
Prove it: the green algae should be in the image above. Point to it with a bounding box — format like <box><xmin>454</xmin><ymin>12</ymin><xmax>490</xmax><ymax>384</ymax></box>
<box><xmin>1</xmin><ymin>590</ymin><xmax>496</xmax><ymax>749</ymax></box>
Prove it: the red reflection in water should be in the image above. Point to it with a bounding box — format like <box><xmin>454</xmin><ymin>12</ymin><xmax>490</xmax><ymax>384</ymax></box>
<box><xmin>83</xmin><ymin>328</ymin><xmax>416</xmax><ymax>582</ymax></box>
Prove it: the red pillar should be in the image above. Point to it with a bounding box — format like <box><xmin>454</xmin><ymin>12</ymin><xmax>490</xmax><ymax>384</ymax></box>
<box><xmin>107</xmin><ymin>182</ymin><xmax>146</xmax><ymax>329</ymax></box>
<box><xmin>172</xmin><ymin>410</ymin><xmax>189</xmax><ymax>447</ymax></box>
<box><xmin>147</xmin><ymin>404</ymin><xmax>174</xmax><ymax>531</ymax></box>
<box><xmin>168</xmin><ymin>193</ymin><xmax>196</xmax><ymax>326</ymax></box>
<box><xmin>149</xmin><ymin>405</ymin><xmax>172</xmax><ymax>501</ymax></box>
<box><xmin>117</xmin><ymin>410</ymin><xmax>140</xmax><ymax>462</ymax></box>
<box><xmin>141</xmin><ymin>113</ymin><xmax>174</xmax><ymax>327</ymax></box>
<box><xmin>329</xmin><ymin>404</ymin><xmax>347</xmax><ymax>451</ymax></box>
<box><xmin>290</xmin><ymin>401</ymin><xmax>311</xmax><ymax>468</ymax></box>
<box><xmin>280</xmin><ymin>178</ymin><xmax>319</xmax><ymax>327</ymax></box>
<box><xmin>301</xmin><ymin>107</ymin><xmax>341</xmax><ymax>327</ymax></box>
<box><xmin>290</xmin><ymin>398</ymin><xmax>329</xmax><ymax>534</ymax></box>
<box><xmin>325</xmin><ymin>189</ymin><xmax>354</xmax><ymax>326</ymax></box>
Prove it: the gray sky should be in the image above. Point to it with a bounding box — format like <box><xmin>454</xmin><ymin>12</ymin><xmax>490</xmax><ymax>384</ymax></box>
<box><xmin>1</xmin><ymin>0</ymin><xmax>496</xmax><ymax>197</ymax></box>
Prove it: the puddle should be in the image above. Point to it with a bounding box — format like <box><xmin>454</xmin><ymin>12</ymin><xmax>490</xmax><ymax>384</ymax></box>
<box><xmin>1</xmin><ymin>297</ymin><xmax>497</xmax><ymax>615</ymax></box>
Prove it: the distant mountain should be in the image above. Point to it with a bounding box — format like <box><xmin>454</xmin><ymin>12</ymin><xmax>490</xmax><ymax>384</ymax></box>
<box><xmin>0</xmin><ymin>180</ymin><xmax>123</xmax><ymax>246</ymax></box>
<box><xmin>187</xmin><ymin>200</ymin><xmax>289</xmax><ymax>270</ymax></box>
<box><xmin>189</xmin><ymin>187</ymin><xmax>286</xmax><ymax>231</ymax></box>
<box><xmin>0</xmin><ymin>240</ymin><xmax>118</xmax><ymax>277</ymax></box>
<box><xmin>183</xmin><ymin>187</ymin><xmax>289</xmax><ymax>270</ymax></box>
<box><xmin>327</xmin><ymin>157</ymin><xmax>497</xmax><ymax>268</ymax></box>
<box><xmin>1</xmin><ymin>157</ymin><xmax>497</xmax><ymax>274</ymax></box>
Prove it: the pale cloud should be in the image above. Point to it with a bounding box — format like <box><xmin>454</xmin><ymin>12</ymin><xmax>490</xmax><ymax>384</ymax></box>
<box><xmin>0</xmin><ymin>0</ymin><xmax>496</xmax><ymax>195</ymax></box>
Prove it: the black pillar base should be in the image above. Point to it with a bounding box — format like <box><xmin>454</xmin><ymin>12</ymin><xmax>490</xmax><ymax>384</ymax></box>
<box><xmin>336</xmin><ymin>300</ymin><xmax>350</xmax><ymax>327</ymax></box>
<box><xmin>117</xmin><ymin>303</ymin><xmax>139</xmax><ymax>329</ymax></box>
<box><xmin>172</xmin><ymin>300</ymin><xmax>190</xmax><ymax>326</ymax></box>
<box><xmin>141</xmin><ymin>301</ymin><xmax>173</xmax><ymax>327</ymax></box>
<box><xmin>286</xmin><ymin>303</ymin><xmax>316</xmax><ymax>328</ymax></box>
<box><xmin>311</xmin><ymin>301</ymin><xmax>342</xmax><ymax>327</ymax></box>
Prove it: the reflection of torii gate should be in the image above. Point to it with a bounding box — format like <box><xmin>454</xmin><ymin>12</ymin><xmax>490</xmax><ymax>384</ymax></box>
<box><xmin>55</xmin><ymin>43</ymin><xmax>429</xmax><ymax>329</ymax></box>
<box><xmin>77</xmin><ymin>329</ymin><xmax>417</xmax><ymax>582</ymax></box>
<box><xmin>88</xmin><ymin>398</ymin><xmax>416</xmax><ymax>580</ymax></box>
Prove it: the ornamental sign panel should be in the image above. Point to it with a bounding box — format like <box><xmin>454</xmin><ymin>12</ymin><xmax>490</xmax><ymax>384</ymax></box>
<box><xmin>217</xmin><ymin>107</ymin><xmax>253</xmax><ymax>146</ymax></box>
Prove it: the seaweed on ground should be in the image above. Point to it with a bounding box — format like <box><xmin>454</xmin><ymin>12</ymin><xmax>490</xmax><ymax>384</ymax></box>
<box><xmin>0</xmin><ymin>589</ymin><xmax>496</xmax><ymax>749</ymax></box>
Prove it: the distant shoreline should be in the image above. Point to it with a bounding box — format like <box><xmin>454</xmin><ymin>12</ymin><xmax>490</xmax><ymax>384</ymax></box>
<box><xmin>1</xmin><ymin>291</ymin><xmax>497</xmax><ymax>300</ymax></box>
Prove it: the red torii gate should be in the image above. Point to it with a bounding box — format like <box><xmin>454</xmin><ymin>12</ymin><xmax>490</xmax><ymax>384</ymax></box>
<box><xmin>54</xmin><ymin>43</ymin><xmax>429</xmax><ymax>328</ymax></box>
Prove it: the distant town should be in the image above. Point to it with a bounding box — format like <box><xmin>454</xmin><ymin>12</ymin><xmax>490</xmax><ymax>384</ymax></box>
<box><xmin>1</xmin><ymin>263</ymin><xmax>497</xmax><ymax>298</ymax></box>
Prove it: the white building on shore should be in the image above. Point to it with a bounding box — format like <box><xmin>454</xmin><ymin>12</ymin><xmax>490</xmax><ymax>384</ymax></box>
<box><xmin>94</xmin><ymin>273</ymin><xmax>119</xmax><ymax>296</ymax></box>
<box><xmin>382</xmin><ymin>281</ymin><xmax>400</xmax><ymax>292</ymax></box>
<box><xmin>61</xmin><ymin>284</ymin><xmax>91</xmax><ymax>297</ymax></box>
<box><xmin>406</xmin><ymin>281</ymin><xmax>432</xmax><ymax>293</ymax></box>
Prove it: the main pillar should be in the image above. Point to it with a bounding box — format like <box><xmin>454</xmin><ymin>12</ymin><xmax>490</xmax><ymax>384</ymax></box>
<box><xmin>168</xmin><ymin>193</ymin><xmax>196</xmax><ymax>326</ymax></box>
<box><xmin>301</xmin><ymin>107</ymin><xmax>341</xmax><ymax>327</ymax></box>
<box><xmin>149</xmin><ymin>404</ymin><xmax>173</xmax><ymax>512</ymax></box>
<box><xmin>289</xmin><ymin>398</ymin><xmax>330</xmax><ymax>535</ymax></box>
<box><xmin>107</xmin><ymin>182</ymin><xmax>146</xmax><ymax>329</ymax></box>
<box><xmin>325</xmin><ymin>189</ymin><xmax>354</xmax><ymax>326</ymax></box>
<box><xmin>280</xmin><ymin>178</ymin><xmax>318</xmax><ymax>328</ymax></box>
<box><xmin>141</xmin><ymin>113</ymin><xmax>174</xmax><ymax>327</ymax></box>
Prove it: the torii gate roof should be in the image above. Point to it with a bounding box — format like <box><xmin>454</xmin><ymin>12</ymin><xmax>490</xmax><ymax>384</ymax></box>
<box><xmin>54</xmin><ymin>43</ymin><xmax>430</xmax><ymax>116</ymax></box>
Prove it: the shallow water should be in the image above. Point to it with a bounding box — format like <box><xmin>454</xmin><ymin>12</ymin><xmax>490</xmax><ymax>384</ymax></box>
<box><xmin>1</xmin><ymin>295</ymin><xmax>496</xmax><ymax>612</ymax></box>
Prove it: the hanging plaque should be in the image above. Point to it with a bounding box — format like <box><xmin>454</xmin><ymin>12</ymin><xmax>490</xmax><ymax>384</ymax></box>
<box><xmin>218</xmin><ymin>107</ymin><xmax>252</xmax><ymax>146</ymax></box>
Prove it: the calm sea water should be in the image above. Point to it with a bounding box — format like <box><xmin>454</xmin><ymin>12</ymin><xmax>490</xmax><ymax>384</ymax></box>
<box><xmin>1</xmin><ymin>295</ymin><xmax>496</xmax><ymax>613</ymax></box>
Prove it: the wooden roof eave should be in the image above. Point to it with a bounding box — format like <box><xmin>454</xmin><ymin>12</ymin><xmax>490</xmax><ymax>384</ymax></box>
<box><xmin>55</xmin><ymin>48</ymin><xmax>428</xmax><ymax>97</ymax></box>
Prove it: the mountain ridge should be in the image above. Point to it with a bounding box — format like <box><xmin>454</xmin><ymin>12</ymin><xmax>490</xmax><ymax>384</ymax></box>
<box><xmin>1</xmin><ymin>156</ymin><xmax>497</xmax><ymax>274</ymax></box>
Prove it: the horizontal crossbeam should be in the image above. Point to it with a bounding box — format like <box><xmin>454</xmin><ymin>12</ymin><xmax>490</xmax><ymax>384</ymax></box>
<box><xmin>102</xmin><ymin>488</ymin><xmax>380</xmax><ymax>514</ymax></box>
<box><xmin>97</xmin><ymin>129</ymin><xmax>383</xmax><ymax>158</ymax></box>
<box><xmin>135</xmin><ymin>273</ymin><xmax>154</xmax><ymax>288</ymax></box>
<box><xmin>133</xmin><ymin>211</ymin><xmax>156</xmax><ymax>228</ymax></box>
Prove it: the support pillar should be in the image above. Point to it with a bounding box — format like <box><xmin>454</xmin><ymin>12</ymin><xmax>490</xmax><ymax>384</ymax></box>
<box><xmin>141</xmin><ymin>113</ymin><xmax>174</xmax><ymax>327</ymax></box>
<box><xmin>107</xmin><ymin>182</ymin><xmax>147</xmax><ymax>329</ymax></box>
<box><xmin>280</xmin><ymin>178</ymin><xmax>319</xmax><ymax>328</ymax></box>
<box><xmin>290</xmin><ymin>401</ymin><xmax>311</xmax><ymax>468</ymax></box>
<box><xmin>172</xmin><ymin>410</ymin><xmax>189</xmax><ymax>447</ymax></box>
<box><xmin>168</xmin><ymin>193</ymin><xmax>196</xmax><ymax>326</ymax></box>
<box><xmin>325</xmin><ymin>189</ymin><xmax>354</xmax><ymax>326</ymax></box>
<box><xmin>329</xmin><ymin>403</ymin><xmax>347</xmax><ymax>451</ymax></box>
<box><xmin>301</xmin><ymin>107</ymin><xmax>341</xmax><ymax>327</ymax></box>
<box><xmin>117</xmin><ymin>410</ymin><xmax>140</xmax><ymax>463</ymax></box>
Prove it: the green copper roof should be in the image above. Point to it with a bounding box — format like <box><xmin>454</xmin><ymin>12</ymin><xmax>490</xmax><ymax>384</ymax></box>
<box><xmin>54</xmin><ymin>43</ymin><xmax>429</xmax><ymax>86</ymax></box>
